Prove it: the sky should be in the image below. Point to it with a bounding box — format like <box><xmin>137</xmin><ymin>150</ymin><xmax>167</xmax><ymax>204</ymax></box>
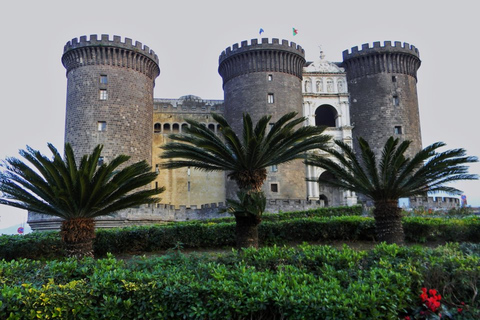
<box><xmin>1</xmin><ymin>0</ymin><xmax>479</xmax><ymax>231</ymax></box>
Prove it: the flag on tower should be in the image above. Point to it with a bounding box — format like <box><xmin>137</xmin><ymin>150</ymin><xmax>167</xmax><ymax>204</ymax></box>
<box><xmin>292</xmin><ymin>28</ymin><xmax>298</xmax><ymax>36</ymax></box>
<box><xmin>259</xmin><ymin>28</ymin><xmax>264</xmax><ymax>35</ymax></box>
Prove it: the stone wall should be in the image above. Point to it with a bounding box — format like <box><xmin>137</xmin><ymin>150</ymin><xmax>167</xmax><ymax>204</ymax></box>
<box><xmin>342</xmin><ymin>41</ymin><xmax>422</xmax><ymax>158</ymax></box>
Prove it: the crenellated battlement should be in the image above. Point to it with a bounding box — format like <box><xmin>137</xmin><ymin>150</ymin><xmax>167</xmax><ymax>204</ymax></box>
<box><xmin>62</xmin><ymin>34</ymin><xmax>160</xmax><ymax>79</ymax></box>
<box><xmin>342</xmin><ymin>41</ymin><xmax>420</xmax><ymax>61</ymax></box>
<box><xmin>219</xmin><ymin>38</ymin><xmax>304</xmax><ymax>63</ymax></box>
<box><xmin>64</xmin><ymin>34</ymin><xmax>158</xmax><ymax>64</ymax></box>
<box><xmin>341</xmin><ymin>41</ymin><xmax>421</xmax><ymax>81</ymax></box>
<box><xmin>218</xmin><ymin>38</ymin><xmax>306</xmax><ymax>85</ymax></box>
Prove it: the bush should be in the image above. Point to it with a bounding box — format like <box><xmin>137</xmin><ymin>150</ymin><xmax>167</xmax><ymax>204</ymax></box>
<box><xmin>0</xmin><ymin>244</ymin><xmax>478</xmax><ymax>319</ymax></box>
<box><xmin>1</xmin><ymin>215</ymin><xmax>479</xmax><ymax>260</ymax></box>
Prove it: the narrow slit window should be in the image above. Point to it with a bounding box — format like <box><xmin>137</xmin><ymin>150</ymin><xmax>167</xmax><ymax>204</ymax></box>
<box><xmin>100</xmin><ymin>75</ymin><xmax>108</xmax><ymax>84</ymax></box>
<box><xmin>392</xmin><ymin>76</ymin><xmax>397</xmax><ymax>83</ymax></box>
<box><xmin>268</xmin><ymin>74</ymin><xmax>273</xmax><ymax>81</ymax></box>
<box><xmin>271</xmin><ymin>165</ymin><xmax>278</xmax><ymax>172</ymax></box>
<box><xmin>155</xmin><ymin>164</ymin><xmax>159</xmax><ymax>173</ymax></box>
<box><xmin>99</xmin><ymin>89</ymin><xmax>108</xmax><ymax>100</ymax></box>
<box><xmin>393</xmin><ymin>95</ymin><xmax>399</xmax><ymax>106</ymax></box>
<box><xmin>187</xmin><ymin>181</ymin><xmax>191</xmax><ymax>192</ymax></box>
<box><xmin>97</xmin><ymin>121</ymin><xmax>107</xmax><ymax>131</ymax></box>
<box><xmin>394</xmin><ymin>126</ymin><xmax>402</xmax><ymax>134</ymax></box>
<box><xmin>267</xmin><ymin>93</ymin><xmax>274</xmax><ymax>104</ymax></box>
<box><xmin>98</xmin><ymin>156</ymin><xmax>104</xmax><ymax>166</ymax></box>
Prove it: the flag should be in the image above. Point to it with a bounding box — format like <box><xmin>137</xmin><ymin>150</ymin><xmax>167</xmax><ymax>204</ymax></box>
<box><xmin>259</xmin><ymin>28</ymin><xmax>264</xmax><ymax>35</ymax></box>
<box><xmin>293</xmin><ymin>28</ymin><xmax>298</xmax><ymax>36</ymax></box>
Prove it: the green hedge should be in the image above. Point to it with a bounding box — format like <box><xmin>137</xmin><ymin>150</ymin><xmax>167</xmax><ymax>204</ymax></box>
<box><xmin>202</xmin><ymin>205</ymin><xmax>363</xmax><ymax>224</ymax></box>
<box><xmin>1</xmin><ymin>216</ymin><xmax>479</xmax><ymax>260</ymax></box>
<box><xmin>0</xmin><ymin>244</ymin><xmax>478</xmax><ymax>319</ymax></box>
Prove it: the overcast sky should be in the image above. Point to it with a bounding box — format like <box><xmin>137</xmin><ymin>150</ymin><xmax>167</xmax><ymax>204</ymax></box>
<box><xmin>1</xmin><ymin>0</ymin><xmax>479</xmax><ymax>229</ymax></box>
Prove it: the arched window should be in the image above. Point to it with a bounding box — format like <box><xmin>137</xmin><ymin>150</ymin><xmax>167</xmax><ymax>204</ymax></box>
<box><xmin>181</xmin><ymin>123</ymin><xmax>189</xmax><ymax>132</ymax></box>
<box><xmin>163</xmin><ymin>123</ymin><xmax>171</xmax><ymax>133</ymax></box>
<box><xmin>154</xmin><ymin>123</ymin><xmax>161</xmax><ymax>133</ymax></box>
<box><xmin>315</xmin><ymin>105</ymin><xmax>338</xmax><ymax>127</ymax></box>
<box><xmin>208</xmin><ymin>123</ymin><xmax>215</xmax><ymax>132</ymax></box>
<box><xmin>172</xmin><ymin>123</ymin><xmax>180</xmax><ymax>133</ymax></box>
<box><xmin>319</xmin><ymin>171</ymin><xmax>336</xmax><ymax>182</ymax></box>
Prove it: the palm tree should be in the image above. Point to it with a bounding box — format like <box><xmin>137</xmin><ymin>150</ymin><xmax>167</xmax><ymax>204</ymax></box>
<box><xmin>0</xmin><ymin>143</ymin><xmax>163</xmax><ymax>258</ymax></box>
<box><xmin>305</xmin><ymin>137</ymin><xmax>478</xmax><ymax>244</ymax></box>
<box><xmin>161</xmin><ymin>112</ymin><xmax>330</xmax><ymax>248</ymax></box>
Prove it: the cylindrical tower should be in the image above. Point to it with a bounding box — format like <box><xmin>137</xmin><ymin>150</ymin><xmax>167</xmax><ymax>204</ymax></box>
<box><xmin>62</xmin><ymin>34</ymin><xmax>160</xmax><ymax>165</ymax></box>
<box><xmin>342</xmin><ymin>41</ymin><xmax>422</xmax><ymax>158</ymax></box>
<box><xmin>218</xmin><ymin>38</ymin><xmax>306</xmax><ymax>200</ymax></box>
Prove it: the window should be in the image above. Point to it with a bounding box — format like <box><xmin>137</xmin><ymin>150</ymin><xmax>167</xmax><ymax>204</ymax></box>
<box><xmin>270</xmin><ymin>183</ymin><xmax>278</xmax><ymax>193</ymax></box>
<box><xmin>393</xmin><ymin>95</ymin><xmax>399</xmax><ymax>106</ymax></box>
<box><xmin>268</xmin><ymin>74</ymin><xmax>273</xmax><ymax>81</ymax></box>
<box><xmin>315</xmin><ymin>105</ymin><xmax>337</xmax><ymax>127</ymax></box>
<box><xmin>392</xmin><ymin>76</ymin><xmax>397</xmax><ymax>82</ymax></box>
<box><xmin>97</xmin><ymin>121</ymin><xmax>106</xmax><ymax>131</ymax></box>
<box><xmin>187</xmin><ymin>181</ymin><xmax>191</xmax><ymax>192</ymax></box>
<box><xmin>181</xmin><ymin>123</ymin><xmax>189</xmax><ymax>132</ymax></box>
<box><xmin>155</xmin><ymin>164</ymin><xmax>159</xmax><ymax>173</ymax></box>
<box><xmin>99</xmin><ymin>89</ymin><xmax>108</xmax><ymax>100</ymax></box>
<box><xmin>208</xmin><ymin>124</ymin><xmax>215</xmax><ymax>132</ymax></box>
<box><xmin>271</xmin><ymin>165</ymin><xmax>278</xmax><ymax>172</ymax></box>
<box><xmin>155</xmin><ymin>182</ymin><xmax>158</xmax><ymax>190</ymax></box>
<box><xmin>163</xmin><ymin>123</ymin><xmax>171</xmax><ymax>133</ymax></box>
<box><xmin>98</xmin><ymin>156</ymin><xmax>104</xmax><ymax>166</ymax></box>
<box><xmin>394</xmin><ymin>126</ymin><xmax>402</xmax><ymax>134</ymax></box>
<box><xmin>172</xmin><ymin>123</ymin><xmax>180</xmax><ymax>133</ymax></box>
<box><xmin>154</xmin><ymin>123</ymin><xmax>161</xmax><ymax>133</ymax></box>
<box><xmin>187</xmin><ymin>167</ymin><xmax>191</xmax><ymax>176</ymax></box>
<box><xmin>100</xmin><ymin>75</ymin><xmax>108</xmax><ymax>84</ymax></box>
<box><xmin>267</xmin><ymin>93</ymin><xmax>274</xmax><ymax>104</ymax></box>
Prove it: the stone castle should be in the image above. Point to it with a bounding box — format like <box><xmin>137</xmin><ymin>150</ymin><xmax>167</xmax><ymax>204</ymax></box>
<box><xmin>27</xmin><ymin>35</ymin><xmax>459</xmax><ymax>231</ymax></box>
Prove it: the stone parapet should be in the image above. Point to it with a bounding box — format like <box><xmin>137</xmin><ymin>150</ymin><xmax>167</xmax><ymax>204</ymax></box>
<box><xmin>62</xmin><ymin>35</ymin><xmax>160</xmax><ymax>79</ymax></box>
<box><xmin>219</xmin><ymin>38</ymin><xmax>306</xmax><ymax>85</ymax></box>
<box><xmin>27</xmin><ymin>199</ymin><xmax>324</xmax><ymax>231</ymax></box>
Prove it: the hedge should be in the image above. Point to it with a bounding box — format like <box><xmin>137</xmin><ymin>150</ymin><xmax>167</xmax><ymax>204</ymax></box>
<box><xmin>0</xmin><ymin>243</ymin><xmax>478</xmax><ymax>319</ymax></box>
<box><xmin>0</xmin><ymin>216</ymin><xmax>479</xmax><ymax>260</ymax></box>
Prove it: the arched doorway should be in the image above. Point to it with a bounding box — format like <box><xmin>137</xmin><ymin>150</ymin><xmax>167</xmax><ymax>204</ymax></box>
<box><xmin>318</xmin><ymin>171</ymin><xmax>342</xmax><ymax>207</ymax></box>
<box><xmin>319</xmin><ymin>194</ymin><xmax>329</xmax><ymax>207</ymax></box>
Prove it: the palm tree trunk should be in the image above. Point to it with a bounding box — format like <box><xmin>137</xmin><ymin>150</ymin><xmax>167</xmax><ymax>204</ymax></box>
<box><xmin>60</xmin><ymin>218</ymin><xmax>96</xmax><ymax>259</ymax></box>
<box><xmin>373</xmin><ymin>200</ymin><xmax>405</xmax><ymax>245</ymax></box>
<box><xmin>235</xmin><ymin>214</ymin><xmax>261</xmax><ymax>249</ymax></box>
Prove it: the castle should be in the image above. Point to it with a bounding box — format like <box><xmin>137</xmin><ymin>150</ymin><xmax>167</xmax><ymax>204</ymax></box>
<box><xmin>27</xmin><ymin>35</ymin><xmax>460</xmax><ymax>231</ymax></box>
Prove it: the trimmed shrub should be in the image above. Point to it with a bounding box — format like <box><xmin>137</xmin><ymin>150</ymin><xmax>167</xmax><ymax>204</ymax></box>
<box><xmin>0</xmin><ymin>244</ymin><xmax>478</xmax><ymax>319</ymax></box>
<box><xmin>1</xmin><ymin>215</ymin><xmax>479</xmax><ymax>260</ymax></box>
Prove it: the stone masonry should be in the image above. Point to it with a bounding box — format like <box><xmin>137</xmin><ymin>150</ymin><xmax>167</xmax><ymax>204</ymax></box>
<box><xmin>27</xmin><ymin>36</ymin><xmax>461</xmax><ymax>231</ymax></box>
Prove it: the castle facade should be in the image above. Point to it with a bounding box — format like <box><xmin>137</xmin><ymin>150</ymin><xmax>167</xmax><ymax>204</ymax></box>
<box><xmin>27</xmin><ymin>35</ymin><xmax>459</xmax><ymax>231</ymax></box>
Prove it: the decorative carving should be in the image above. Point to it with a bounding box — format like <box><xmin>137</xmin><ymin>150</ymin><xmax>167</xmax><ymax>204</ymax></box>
<box><xmin>327</xmin><ymin>78</ymin><xmax>334</xmax><ymax>93</ymax></box>
<box><xmin>316</xmin><ymin>79</ymin><xmax>323</xmax><ymax>92</ymax></box>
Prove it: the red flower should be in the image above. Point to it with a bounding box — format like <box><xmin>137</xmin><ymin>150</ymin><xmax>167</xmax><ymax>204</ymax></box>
<box><xmin>404</xmin><ymin>316</ymin><xmax>411</xmax><ymax>320</ymax></box>
<box><xmin>422</xmin><ymin>288</ymin><xmax>427</xmax><ymax>294</ymax></box>
<box><xmin>461</xmin><ymin>302</ymin><xmax>465</xmax><ymax>305</ymax></box>
<box><xmin>429</xmin><ymin>289</ymin><xmax>438</xmax><ymax>296</ymax></box>
<box><xmin>457</xmin><ymin>308</ymin><xmax>463</xmax><ymax>313</ymax></box>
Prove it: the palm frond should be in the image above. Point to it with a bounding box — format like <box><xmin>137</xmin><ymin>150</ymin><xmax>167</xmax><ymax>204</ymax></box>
<box><xmin>0</xmin><ymin>143</ymin><xmax>162</xmax><ymax>220</ymax></box>
<box><xmin>161</xmin><ymin>112</ymin><xmax>331</xmax><ymax>189</ymax></box>
<box><xmin>306</xmin><ymin>136</ymin><xmax>478</xmax><ymax>202</ymax></box>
